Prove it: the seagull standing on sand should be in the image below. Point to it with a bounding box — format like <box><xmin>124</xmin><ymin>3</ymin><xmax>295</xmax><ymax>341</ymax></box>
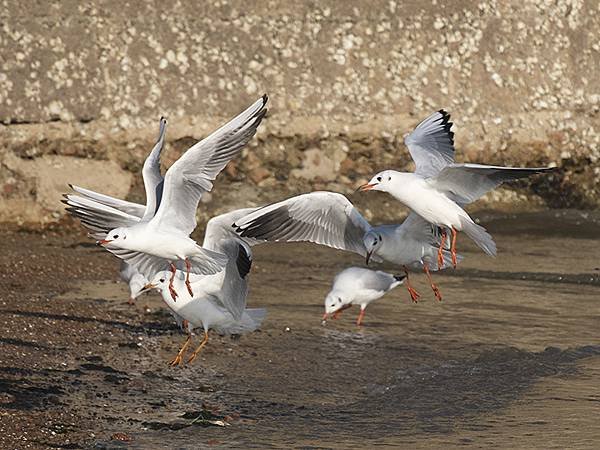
<box><xmin>81</xmin><ymin>96</ymin><xmax>267</xmax><ymax>301</ymax></box>
<box><xmin>233</xmin><ymin>191</ymin><xmax>456</xmax><ymax>302</ymax></box>
<box><xmin>322</xmin><ymin>267</ymin><xmax>405</xmax><ymax>326</ymax></box>
<box><xmin>359</xmin><ymin>110</ymin><xmax>554</xmax><ymax>266</ymax></box>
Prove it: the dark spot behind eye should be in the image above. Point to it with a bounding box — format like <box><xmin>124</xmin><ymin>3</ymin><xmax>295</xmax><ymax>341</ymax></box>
<box><xmin>388</xmin><ymin>176</ymin><xmax>391</xmax><ymax>181</ymax></box>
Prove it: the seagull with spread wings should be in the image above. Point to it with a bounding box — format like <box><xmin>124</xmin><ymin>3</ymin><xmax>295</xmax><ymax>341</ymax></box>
<box><xmin>65</xmin><ymin>95</ymin><xmax>268</xmax><ymax>301</ymax></box>
<box><xmin>233</xmin><ymin>191</ymin><xmax>456</xmax><ymax>302</ymax></box>
<box><xmin>359</xmin><ymin>110</ymin><xmax>554</xmax><ymax>266</ymax></box>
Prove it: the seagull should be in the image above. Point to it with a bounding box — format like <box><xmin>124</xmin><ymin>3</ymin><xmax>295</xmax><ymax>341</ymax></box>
<box><xmin>119</xmin><ymin>262</ymin><xmax>148</xmax><ymax>305</ymax></box>
<box><xmin>233</xmin><ymin>191</ymin><xmax>457</xmax><ymax>302</ymax></box>
<box><xmin>359</xmin><ymin>109</ymin><xmax>554</xmax><ymax>266</ymax></box>
<box><xmin>322</xmin><ymin>267</ymin><xmax>405</xmax><ymax>326</ymax></box>
<box><xmin>65</xmin><ymin>116</ymin><xmax>167</xmax><ymax>304</ymax></box>
<box><xmin>66</xmin><ymin>95</ymin><xmax>268</xmax><ymax>301</ymax></box>
<box><xmin>141</xmin><ymin>209</ymin><xmax>266</xmax><ymax>365</ymax></box>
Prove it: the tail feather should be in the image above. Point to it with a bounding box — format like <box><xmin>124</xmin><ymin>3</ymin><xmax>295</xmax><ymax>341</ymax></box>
<box><xmin>214</xmin><ymin>308</ymin><xmax>266</xmax><ymax>335</ymax></box>
<box><xmin>459</xmin><ymin>217</ymin><xmax>497</xmax><ymax>256</ymax></box>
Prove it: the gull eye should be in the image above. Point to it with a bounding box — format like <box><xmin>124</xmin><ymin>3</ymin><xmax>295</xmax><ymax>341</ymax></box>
<box><xmin>113</xmin><ymin>234</ymin><xmax>119</xmax><ymax>239</ymax></box>
<box><xmin>376</xmin><ymin>176</ymin><xmax>382</xmax><ymax>182</ymax></box>
<box><xmin>388</xmin><ymin>176</ymin><xmax>391</xmax><ymax>181</ymax></box>
<box><xmin>159</xmin><ymin>278</ymin><xmax>165</xmax><ymax>283</ymax></box>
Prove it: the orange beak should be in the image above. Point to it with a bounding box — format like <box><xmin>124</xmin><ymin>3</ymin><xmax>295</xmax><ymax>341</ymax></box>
<box><xmin>142</xmin><ymin>283</ymin><xmax>156</xmax><ymax>292</ymax></box>
<box><xmin>97</xmin><ymin>239</ymin><xmax>113</xmax><ymax>246</ymax></box>
<box><xmin>358</xmin><ymin>183</ymin><xmax>377</xmax><ymax>192</ymax></box>
<box><xmin>322</xmin><ymin>312</ymin><xmax>329</xmax><ymax>321</ymax></box>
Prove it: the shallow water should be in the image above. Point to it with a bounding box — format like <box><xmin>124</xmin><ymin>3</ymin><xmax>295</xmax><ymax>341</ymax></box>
<box><xmin>93</xmin><ymin>210</ymin><xmax>600</xmax><ymax>449</ymax></box>
<box><xmin>2</xmin><ymin>211</ymin><xmax>598</xmax><ymax>448</ymax></box>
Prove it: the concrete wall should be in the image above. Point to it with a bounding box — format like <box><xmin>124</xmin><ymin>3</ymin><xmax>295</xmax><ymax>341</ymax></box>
<box><xmin>1</xmin><ymin>0</ymin><xmax>599</xmax><ymax>227</ymax></box>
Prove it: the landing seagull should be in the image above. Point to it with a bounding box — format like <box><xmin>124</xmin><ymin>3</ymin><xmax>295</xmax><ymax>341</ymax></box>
<box><xmin>322</xmin><ymin>267</ymin><xmax>405</xmax><ymax>326</ymax></box>
<box><xmin>141</xmin><ymin>208</ymin><xmax>266</xmax><ymax>365</ymax></box>
<box><xmin>233</xmin><ymin>191</ymin><xmax>457</xmax><ymax>302</ymax></box>
<box><xmin>66</xmin><ymin>181</ymin><xmax>264</xmax><ymax>323</ymax></box>
<box><xmin>94</xmin><ymin>96</ymin><xmax>267</xmax><ymax>301</ymax></box>
<box><xmin>359</xmin><ymin>110</ymin><xmax>554</xmax><ymax>266</ymax></box>
<box><xmin>64</xmin><ymin>116</ymin><xmax>168</xmax><ymax>304</ymax></box>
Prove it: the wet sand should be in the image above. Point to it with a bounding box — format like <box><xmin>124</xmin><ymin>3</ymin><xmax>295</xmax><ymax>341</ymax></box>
<box><xmin>1</xmin><ymin>210</ymin><xmax>599</xmax><ymax>449</ymax></box>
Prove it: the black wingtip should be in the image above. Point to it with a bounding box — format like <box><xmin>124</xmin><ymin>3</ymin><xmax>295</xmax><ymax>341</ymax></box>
<box><xmin>436</xmin><ymin>109</ymin><xmax>454</xmax><ymax>147</ymax></box>
<box><xmin>261</xmin><ymin>94</ymin><xmax>269</xmax><ymax>105</ymax></box>
<box><xmin>68</xmin><ymin>183</ymin><xmax>74</xmax><ymax>190</ymax></box>
<box><xmin>236</xmin><ymin>244</ymin><xmax>252</xmax><ymax>279</ymax></box>
<box><xmin>394</xmin><ymin>274</ymin><xmax>407</xmax><ymax>282</ymax></box>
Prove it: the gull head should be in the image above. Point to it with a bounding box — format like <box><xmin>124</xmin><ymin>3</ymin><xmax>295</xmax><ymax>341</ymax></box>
<box><xmin>98</xmin><ymin>227</ymin><xmax>129</xmax><ymax>247</ymax></box>
<box><xmin>322</xmin><ymin>291</ymin><xmax>352</xmax><ymax>322</ymax></box>
<box><xmin>358</xmin><ymin>170</ymin><xmax>395</xmax><ymax>193</ymax></box>
<box><xmin>143</xmin><ymin>271</ymin><xmax>172</xmax><ymax>293</ymax></box>
<box><xmin>363</xmin><ymin>231</ymin><xmax>383</xmax><ymax>265</ymax></box>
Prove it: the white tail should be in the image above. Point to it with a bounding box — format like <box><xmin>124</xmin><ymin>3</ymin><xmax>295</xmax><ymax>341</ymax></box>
<box><xmin>459</xmin><ymin>217</ymin><xmax>497</xmax><ymax>257</ymax></box>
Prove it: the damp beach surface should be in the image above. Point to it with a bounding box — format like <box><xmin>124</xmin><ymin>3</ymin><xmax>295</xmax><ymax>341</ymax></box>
<box><xmin>0</xmin><ymin>210</ymin><xmax>599</xmax><ymax>449</ymax></box>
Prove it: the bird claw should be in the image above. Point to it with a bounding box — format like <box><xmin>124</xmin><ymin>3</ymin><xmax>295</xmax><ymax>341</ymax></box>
<box><xmin>432</xmin><ymin>286</ymin><xmax>443</xmax><ymax>302</ymax></box>
<box><xmin>169</xmin><ymin>286</ymin><xmax>178</xmax><ymax>302</ymax></box>
<box><xmin>407</xmin><ymin>286</ymin><xmax>421</xmax><ymax>303</ymax></box>
<box><xmin>185</xmin><ymin>280</ymin><xmax>194</xmax><ymax>297</ymax></box>
<box><xmin>169</xmin><ymin>354</ymin><xmax>184</xmax><ymax>367</ymax></box>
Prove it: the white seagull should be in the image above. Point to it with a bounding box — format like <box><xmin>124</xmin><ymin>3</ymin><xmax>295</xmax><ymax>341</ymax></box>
<box><xmin>65</xmin><ymin>116</ymin><xmax>168</xmax><ymax>304</ymax></box>
<box><xmin>142</xmin><ymin>208</ymin><xmax>266</xmax><ymax>365</ymax></box>
<box><xmin>359</xmin><ymin>110</ymin><xmax>554</xmax><ymax>266</ymax></box>
<box><xmin>119</xmin><ymin>262</ymin><xmax>148</xmax><ymax>305</ymax></box>
<box><xmin>322</xmin><ymin>267</ymin><xmax>405</xmax><ymax>326</ymax></box>
<box><xmin>233</xmin><ymin>191</ymin><xmax>457</xmax><ymax>302</ymax></box>
<box><xmin>69</xmin><ymin>95</ymin><xmax>268</xmax><ymax>301</ymax></box>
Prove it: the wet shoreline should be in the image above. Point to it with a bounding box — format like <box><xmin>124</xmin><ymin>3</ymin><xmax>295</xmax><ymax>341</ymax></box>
<box><xmin>1</xmin><ymin>210</ymin><xmax>599</xmax><ymax>448</ymax></box>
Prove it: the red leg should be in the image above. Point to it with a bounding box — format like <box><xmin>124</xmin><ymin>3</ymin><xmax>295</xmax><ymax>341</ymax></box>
<box><xmin>356</xmin><ymin>308</ymin><xmax>366</xmax><ymax>326</ymax></box>
<box><xmin>437</xmin><ymin>230</ymin><xmax>447</xmax><ymax>269</ymax></box>
<box><xmin>184</xmin><ymin>258</ymin><xmax>194</xmax><ymax>297</ymax></box>
<box><xmin>424</xmin><ymin>263</ymin><xmax>443</xmax><ymax>302</ymax></box>
<box><xmin>168</xmin><ymin>263</ymin><xmax>178</xmax><ymax>302</ymax></box>
<box><xmin>450</xmin><ymin>227</ymin><xmax>458</xmax><ymax>268</ymax></box>
<box><xmin>403</xmin><ymin>266</ymin><xmax>421</xmax><ymax>303</ymax></box>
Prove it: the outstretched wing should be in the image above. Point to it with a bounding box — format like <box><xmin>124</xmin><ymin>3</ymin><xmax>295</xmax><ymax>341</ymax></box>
<box><xmin>62</xmin><ymin>194</ymin><xmax>141</xmax><ymax>238</ymax></box>
<box><xmin>141</xmin><ymin>116</ymin><xmax>167</xmax><ymax>221</ymax></box>
<box><xmin>202</xmin><ymin>207</ymin><xmax>261</xmax><ymax>252</ymax></box>
<box><xmin>404</xmin><ymin>110</ymin><xmax>455</xmax><ymax>178</ymax></box>
<box><xmin>150</xmin><ymin>95</ymin><xmax>268</xmax><ymax>236</ymax></box>
<box><xmin>430</xmin><ymin>164</ymin><xmax>555</xmax><ymax>204</ymax></box>
<box><xmin>104</xmin><ymin>245</ymin><xmax>228</xmax><ymax>280</ymax></box>
<box><xmin>68</xmin><ymin>184</ymin><xmax>146</xmax><ymax>218</ymax></box>
<box><xmin>233</xmin><ymin>191</ymin><xmax>372</xmax><ymax>257</ymax></box>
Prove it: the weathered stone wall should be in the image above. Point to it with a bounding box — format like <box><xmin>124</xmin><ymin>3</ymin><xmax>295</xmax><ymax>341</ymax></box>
<box><xmin>1</xmin><ymin>1</ymin><xmax>599</xmax><ymax>227</ymax></box>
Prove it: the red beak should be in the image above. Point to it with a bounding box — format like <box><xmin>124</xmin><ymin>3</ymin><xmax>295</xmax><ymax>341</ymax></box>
<box><xmin>358</xmin><ymin>183</ymin><xmax>377</xmax><ymax>192</ymax></box>
<box><xmin>97</xmin><ymin>239</ymin><xmax>113</xmax><ymax>246</ymax></box>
